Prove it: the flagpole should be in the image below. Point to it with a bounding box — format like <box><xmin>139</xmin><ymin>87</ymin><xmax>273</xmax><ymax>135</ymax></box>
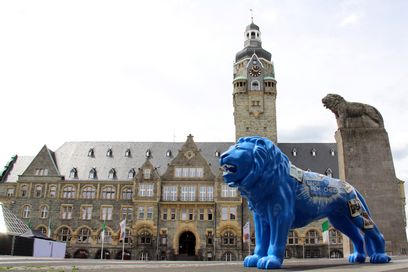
<box><xmin>248</xmin><ymin>221</ymin><xmax>251</xmax><ymax>256</ymax></box>
<box><xmin>122</xmin><ymin>237</ymin><xmax>125</xmax><ymax>260</ymax></box>
<box><xmin>101</xmin><ymin>220</ymin><xmax>106</xmax><ymax>260</ymax></box>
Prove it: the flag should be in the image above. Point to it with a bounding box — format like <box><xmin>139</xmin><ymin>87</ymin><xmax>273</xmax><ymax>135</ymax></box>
<box><xmin>101</xmin><ymin>222</ymin><xmax>106</xmax><ymax>243</ymax></box>
<box><xmin>119</xmin><ymin>219</ymin><xmax>126</xmax><ymax>241</ymax></box>
<box><xmin>322</xmin><ymin>220</ymin><xmax>329</xmax><ymax>243</ymax></box>
<box><xmin>243</xmin><ymin>221</ymin><xmax>250</xmax><ymax>243</ymax></box>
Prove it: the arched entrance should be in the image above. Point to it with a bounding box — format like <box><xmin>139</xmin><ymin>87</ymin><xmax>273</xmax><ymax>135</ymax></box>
<box><xmin>179</xmin><ymin>231</ymin><xmax>196</xmax><ymax>257</ymax></box>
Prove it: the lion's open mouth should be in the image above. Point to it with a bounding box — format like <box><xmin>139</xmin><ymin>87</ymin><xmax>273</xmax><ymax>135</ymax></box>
<box><xmin>221</xmin><ymin>164</ymin><xmax>237</xmax><ymax>175</ymax></box>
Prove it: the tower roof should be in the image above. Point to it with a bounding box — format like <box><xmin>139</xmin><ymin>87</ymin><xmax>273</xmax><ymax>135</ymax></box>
<box><xmin>235</xmin><ymin>21</ymin><xmax>271</xmax><ymax>62</ymax></box>
<box><xmin>246</xmin><ymin>22</ymin><xmax>260</xmax><ymax>31</ymax></box>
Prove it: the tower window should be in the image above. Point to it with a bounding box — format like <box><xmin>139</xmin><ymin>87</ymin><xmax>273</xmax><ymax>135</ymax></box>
<box><xmin>251</xmin><ymin>80</ymin><xmax>260</xmax><ymax>91</ymax></box>
<box><xmin>251</xmin><ymin>32</ymin><xmax>255</xmax><ymax>39</ymax></box>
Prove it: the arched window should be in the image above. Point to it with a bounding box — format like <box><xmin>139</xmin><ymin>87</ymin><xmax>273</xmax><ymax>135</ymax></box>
<box><xmin>89</xmin><ymin>168</ymin><xmax>97</xmax><ymax>179</ymax></box>
<box><xmin>287</xmin><ymin>230</ymin><xmax>299</xmax><ymax>245</ymax></box>
<box><xmin>22</xmin><ymin>205</ymin><xmax>31</xmax><ymax>218</ymax></box>
<box><xmin>139</xmin><ymin>230</ymin><xmax>151</xmax><ymax>244</ymax></box>
<box><xmin>108</xmin><ymin>168</ymin><xmax>116</xmax><ymax>179</ymax></box>
<box><xmin>122</xmin><ymin>187</ymin><xmax>133</xmax><ymax>200</ymax></box>
<box><xmin>305</xmin><ymin>230</ymin><xmax>320</xmax><ymax>245</ymax></box>
<box><xmin>20</xmin><ymin>185</ymin><xmax>28</xmax><ymax>197</ymax></box>
<box><xmin>222</xmin><ymin>231</ymin><xmax>235</xmax><ymax>245</ymax></box>
<box><xmin>57</xmin><ymin>227</ymin><xmax>71</xmax><ymax>242</ymax></box>
<box><xmin>62</xmin><ymin>185</ymin><xmax>76</xmax><ymax>199</ymax></box>
<box><xmin>40</xmin><ymin>205</ymin><xmax>49</xmax><ymax>219</ymax></box>
<box><xmin>69</xmin><ymin>168</ymin><xmax>78</xmax><ymax>179</ymax></box>
<box><xmin>35</xmin><ymin>185</ymin><xmax>43</xmax><ymax>197</ymax></box>
<box><xmin>251</xmin><ymin>80</ymin><xmax>260</xmax><ymax>91</ymax></box>
<box><xmin>77</xmin><ymin>228</ymin><xmax>92</xmax><ymax>243</ymax></box>
<box><xmin>36</xmin><ymin>226</ymin><xmax>47</xmax><ymax>236</ymax></box>
<box><xmin>98</xmin><ymin>229</ymin><xmax>112</xmax><ymax>244</ymax></box>
<box><xmin>329</xmin><ymin>229</ymin><xmax>343</xmax><ymax>244</ymax></box>
<box><xmin>81</xmin><ymin>186</ymin><xmax>96</xmax><ymax>199</ymax></box>
<box><xmin>101</xmin><ymin>186</ymin><xmax>115</xmax><ymax>199</ymax></box>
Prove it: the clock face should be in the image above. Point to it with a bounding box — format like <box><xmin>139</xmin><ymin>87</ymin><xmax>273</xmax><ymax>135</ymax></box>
<box><xmin>249</xmin><ymin>65</ymin><xmax>261</xmax><ymax>77</ymax></box>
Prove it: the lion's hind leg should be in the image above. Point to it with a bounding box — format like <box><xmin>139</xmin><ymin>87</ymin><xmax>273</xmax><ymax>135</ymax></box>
<box><xmin>328</xmin><ymin>214</ymin><xmax>366</xmax><ymax>263</ymax></box>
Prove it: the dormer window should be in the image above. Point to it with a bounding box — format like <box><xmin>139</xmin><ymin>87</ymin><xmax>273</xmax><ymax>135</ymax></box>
<box><xmin>128</xmin><ymin>168</ymin><xmax>135</xmax><ymax>179</ymax></box>
<box><xmin>88</xmin><ymin>148</ymin><xmax>94</xmax><ymax>157</ymax></box>
<box><xmin>330</xmin><ymin>149</ymin><xmax>335</xmax><ymax>156</ymax></box>
<box><xmin>125</xmin><ymin>149</ymin><xmax>131</xmax><ymax>157</ymax></box>
<box><xmin>325</xmin><ymin>168</ymin><xmax>333</xmax><ymax>177</ymax></box>
<box><xmin>292</xmin><ymin>148</ymin><xmax>297</xmax><ymax>157</ymax></box>
<box><xmin>69</xmin><ymin>168</ymin><xmax>78</xmax><ymax>179</ymax></box>
<box><xmin>108</xmin><ymin>168</ymin><xmax>116</xmax><ymax>179</ymax></box>
<box><xmin>311</xmin><ymin>148</ymin><xmax>317</xmax><ymax>157</ymax></box>
<box><xmin>166</xmin><ymin>150</ymin><xmax>172</xmax><ymax>157</ymax></box>
<box><xmin>89</xmin><ymin>168</ymin><xmax>97</xmax><ymax>179</ymax></box>
<box><xmin>146</xmin><ymin>149</ymin><xmax>151</xmax><ymax>158</ymax></box>
<box><xmin>143</xmin><ymin>169</ymin><xmax>151</xmax><ymax>180</ymax></box>
<box><xmin>215</xmin><ymin>151</ymin><xmax>221</xmax><ymax>157</ymax></box>
<box><xmin>106</xmin><ymin>148</ymin><xmax>112</xmax><ymax>157</ymax></box>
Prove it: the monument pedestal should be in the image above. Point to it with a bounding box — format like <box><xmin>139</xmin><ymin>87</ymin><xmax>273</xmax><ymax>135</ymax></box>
<box><xmin>335</xmin><ymin>127</ymin><xmax>407</xmax><ymax>255</ymax></box>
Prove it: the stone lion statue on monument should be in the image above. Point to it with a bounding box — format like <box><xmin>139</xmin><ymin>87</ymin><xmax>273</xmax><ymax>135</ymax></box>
<box><xmin>322</xmin><ymin>93</ymin><xmax>384</xmax><ymax>128</ymax></box>
<box><xmin>220</xmin><ymin>136</ymin><xmax>390</xmax><ymax>269</ymax></box>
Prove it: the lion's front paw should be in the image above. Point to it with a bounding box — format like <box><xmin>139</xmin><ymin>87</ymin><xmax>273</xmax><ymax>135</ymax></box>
<box><xmin>370</xmin><ymin>253</ymin><xmax>391</xmax><ymax>263</ymax></box>
<box><xmin>257</xmin><ymin>255</ymin><xmax>282</xmax><ymax>269</ymax></box>
<box><xmin>243</xmin><ymin>254</ymin><xmax>261</xmax><ymax>267</ymax></box>
<box><xmin>348</xmin><ymin>252</ymin><xmax>366</xmax><ymax>263</ymax></box>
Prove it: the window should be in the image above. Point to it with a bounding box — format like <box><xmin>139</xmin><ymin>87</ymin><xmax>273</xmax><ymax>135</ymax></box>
<box><xmin>221</xmin><ymin>207</ymin><xmax>237</xmax><ymax>220</ymax></box>
<box><xmin>139</xmin><ymin>251</ymin><xmax>149</xmax><ymax>260</ymax></box>
<box><xmin>20</xmin><ymin>185</ymin><xmax>28</xmax><ymax>197</ymax></box>
<box><xmin>207</xmin><ymin>209</ymin><xmax>213</xmax><ymax>221</ymax></box>
<box><xmin>181</xmin><ymin>208</ymin><xmax>187</xmax><ymax>220</ymax></box>
<box><xmin>143</xmin><ymin>169</ymin><xmax>151</xmax><ymax>179</ymax></box>
<box><xmin>199</xmin><ymin>186</ymin><xmax>213</xmax><ymax>201</ymax></box>
<box><xmin>61</xmin><ymin>205</ymin><xmax>73</xmax><ymax>219</ymax></box>
<box><xmin>81</xmin><ymin>206</ymin><xmax>93</xmax><ymax>220</ymax></box>
<box><xmin>35</xmin><ymin>168</ymin><xmax>48</xmax><ymax>176</ymax></box>
<box><xmin>292</xmin><ymin>148</ymin><xmax>297</xmax><ymax>157</ymax></box>
<box><xmin>35</xmin><ymin>185</ymin><xmax>43</xmax><ymax>197</ymax></box>
<box><xmin>162</xmin><ymin>208</ymin><xmax>168</xmax><ymax>220</ymax></box>
<box><xmin>223</xmin><ymin>252</ymin><xmax>235</xmax><ymax>261</ymax></box>
<box><xmin>122</xmin><ymin>187</ymin><xmax>133</xmax><ymax>199</ymax></box>
<box><xmin>145</xmin><ymin>149</ymin><xmax>151</xmax><ymax>158</ymax></box>
<box><xmin>88</xmin><ymin>168</ymin><xmax>97</xmax><ymax>179</ymax></box>
<box><xmin>311</xmin><ymin>148</ymin><xmax>317</xmax><ymax>157</ymax></box>
<box><xmin>221</xmin><ymin>185</ymin><xmax>237</xmax><ymax>197</ymax></box>
<box><xmin>330</xmin><ymin>149</ymin><xmax>335</xmax><ymax>156</ymax></box>
<box><xmin>171</xmin><ymin>208</ymin><xmax>176</xmax><ymax>220</ymax></box>
<box><xmin>69</xmin><ymin>168</ymin><xmax>78</xmax><ymax>179</ymax></box>
<box><xmin>287</xmin><ymin>230</ymin><xmax>299</xmax><ymax>245</ymax></box>
<box><xmin>329</xmin><ymin>229</ymin><xmax>343</xmax><ymax>244</ymax></box>
<box><xmin>139</xmin><ymin>183</ymin><xmax>154</xmax><ymax>197</ymax></box>
<box><xmin>163</xmin><ymin>186</ymin><xmax>177</xmax><ymax>201</ymax></box>
<box><xmin>101</xmin><ymin>186</ymin><xmax>115</xmax><ymax>199</ymax></box>
<box><xmin>98</xmin><ymin>229</ymin><xmax>112</xmax><ymax>244</ymax></box>
<box><xmin>124</xmin><ymin>229</ymin><xmax>132</xmax><ymax>244</ymax></box>
<box><xmin>108</xmin><ymin>168</ymin><xmax>116</xmax><ymax>179</ymax></box>
<box><xmin>128</xmin><ymin>168</ymin><xmax>135</xmax><ymax>179</ymax></box>
<box><xmin>62</xmin><ymin>185</ymin><xmax>76</xmax><ymax>199</ymax></box>
<box><xmin>122</xmin><ymin>207</ymin><xmax>133</xmax><ymax>222</ymax></box>
<box><xmin>207</xmin><ymin>231</ymin><xmax>213</xmax><ymax>245</ymax></box>
<box><xmin>325</xmin><ymin>168</ymin><xmax>333</xmax><ymax>178</ymax></box>
<box><xmin>199</xmin><ymin>208</ymin><xmax>204</xmax><ymax>220</ymax></box>
<box><xmin>174</xmin><ymin>167</ymin><xmax>204</xmax><ymax>178</ymax></box>
<box><xmin>223</xmin><ymin>231</ymin><xmax>236</xmax><ymax>245</ymax></box>
<box><xmin>6</xmin><ymin>188</ymin><xmax>14</xmax><ymax>197</ymax></box>
<box><xmin>140</xmin><ymin>231</ymin><xmax>151</xmax><ymax>244</ymax></box>
<box><xmin>22</xmin><ymin>205</ymin><xmax>31</xmax><ymax>218</ymax></box>
<box><xmin>138</xmin><ymin>207</ymin><xmax>145</xmax><ymax>219</ymax></box>
<box><xmin>106</xmin><ymin>148</ymin><xmax>112</xmax><ymax>157</ymax></box>
<box><xmin>81</xmin><ymin>186</ymin><xmax>96</xmax><ymax>199</ymax></box>
<box><xmin>251</xmin><ymin>80</ymin><xmax>260</xmax><ymax>91</ymax></box>
<box><xmin>101</xmin><ymin>206</ymin><xmax>113</xmax><ymax>220</ymax></box>
<box><xmin>180</xmin><ymin>185</ymin><xmax>195</xmax><ymax>201</ymax></box>
<box><xmin>188</xmin><ymin>209</ymin><xmax>194</xmax><ymax>220</ymax></box>
<box><xmin>49</xmin><ymin>185</ymin><xmax>57</xmax><ymax>198</ymax></box>
<box><xmin>125</xmin><ymin>148</ymin><xmax>131</xmax><ymax>157</ymax></box>
<box><xmin>146</xmin><ymin>207</ymin><xmax>153</xmax><ymax>220</ymax></box>
<box><xmin>77</xmin><ymin>228</ymin><xmax>91</xmax><ymax>243</ymax></box>
<box><xmin>58</xmin><ymin>227</ymin><xmax>71</xmax><ymax>242</ymax></box>
<box><xmin>88</xmin><ymin>148</ymin><xmax>94</xmax><ymax>157</ymax></box>
<box><xmin>305</xmin><ymin>230</ymin><xmax>320</xmax><ymax>245</ymax></box>
<box><xmin>40</xmin><ymin>205</ymin><xmax>49</xmax><ymax>219</ymax></box>
<box><xmin>215</xmin><ymin>151</ymin><xmax>221</xmax><ymax>157</ymax></box>
<box><xmin>166</xmin><ymin>150</ymin><xmax>172</xmax><ymax>157</ymax></box>
<box><xmin>37</xmin><ymin>226</ymin><xmax>47</xmax><ymax>236</ymax></box>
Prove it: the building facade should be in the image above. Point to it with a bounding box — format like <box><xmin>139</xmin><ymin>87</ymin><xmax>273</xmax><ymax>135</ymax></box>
<box><xmin>0</xmin><ymin>21</ymin><xmax>373</xmax><ymax>260</ymax></box>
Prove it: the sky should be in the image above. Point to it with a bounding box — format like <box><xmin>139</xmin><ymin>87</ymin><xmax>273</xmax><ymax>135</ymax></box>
<box><xmin>0</xmin><ymin>1</ymin><xmax>407</xmax><ymax>208</ymax></box>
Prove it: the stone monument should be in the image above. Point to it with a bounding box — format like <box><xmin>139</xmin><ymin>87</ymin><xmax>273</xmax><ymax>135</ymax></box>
<box><xmin>322</xmin><ymin>93</ymin><xmax>408</xmax><ymax>255</ymax></box>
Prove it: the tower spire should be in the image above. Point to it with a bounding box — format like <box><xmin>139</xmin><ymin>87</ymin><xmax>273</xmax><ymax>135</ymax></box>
<box><xmin>250</xmin><ymin>9</ymin><xmax>254</xmax><ymax>23</ymax></box>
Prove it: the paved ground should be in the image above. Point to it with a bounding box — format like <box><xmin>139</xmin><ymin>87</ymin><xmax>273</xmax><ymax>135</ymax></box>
<box><xmin>0</xmin><ymin>256</ymin><xmax>407</xmax><ymax>272</ymax></box>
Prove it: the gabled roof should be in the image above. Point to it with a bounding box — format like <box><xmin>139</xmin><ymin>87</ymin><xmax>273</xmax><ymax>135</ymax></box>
<box><xmin>21</xmin><ymin>145</ymin><xmax>61</xmax><ymax>177</ymax></box>
<box><xmin>0</xmin><ymin>203</ymin><xmax>30</xmax><ymax>236</ymax></box>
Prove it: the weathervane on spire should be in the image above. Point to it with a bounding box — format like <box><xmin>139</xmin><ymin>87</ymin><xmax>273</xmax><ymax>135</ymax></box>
<box><xmin>250</xmin><ymin>9</ymin><xmax>254</xmax><ymax>23</ymax></box>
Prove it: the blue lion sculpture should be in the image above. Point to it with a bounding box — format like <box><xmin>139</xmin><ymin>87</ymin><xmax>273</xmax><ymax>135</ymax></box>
<box><xmin>220</xmin><ymin>136</ymin><xmax>391</xmax><ymax>269</ymax></box>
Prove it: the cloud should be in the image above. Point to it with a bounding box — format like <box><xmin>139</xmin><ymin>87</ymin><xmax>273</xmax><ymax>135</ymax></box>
<box><xmin>279</xmin><ymin>125</ymin><xmax>335</xmax><ymax>143</ymax></box>
<box><xmin>340</xmin><ymin>14</ymin><xmax>359</xmax><ymax>26</ymax></box>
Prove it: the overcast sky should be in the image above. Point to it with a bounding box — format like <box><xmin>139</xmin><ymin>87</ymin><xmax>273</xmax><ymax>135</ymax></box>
<box><xmin>1</xmin><ymin>1</ymin><xmax>407</xmax><ymax>194</ymax></box>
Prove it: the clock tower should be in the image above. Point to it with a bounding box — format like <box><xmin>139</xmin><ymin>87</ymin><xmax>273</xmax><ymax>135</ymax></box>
<box><xmin>233</xmin><ymin>21</ymin><xmax>277</xmax><ymax>142</ymax></box>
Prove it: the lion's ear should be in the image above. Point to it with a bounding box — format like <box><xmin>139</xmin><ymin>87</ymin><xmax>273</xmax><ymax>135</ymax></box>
<box><xmin>255</xmin><ymin>138</ymin><xmax>267</xmax><ymax>147</ymax></box>
<box><xmin>237</xmin><ymin>137</ymin><xmax>246</xmax><ymax>143</ymax></box>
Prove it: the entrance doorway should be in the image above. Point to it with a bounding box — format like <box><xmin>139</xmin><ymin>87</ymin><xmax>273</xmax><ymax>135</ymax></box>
<box><xmin>179</xmin><ymin>231</ymin><xmax>196</xmax><ymax>256</ymax></box>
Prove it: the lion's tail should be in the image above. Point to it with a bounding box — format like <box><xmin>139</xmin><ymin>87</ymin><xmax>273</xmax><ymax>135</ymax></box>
<box><xmin>356</xmin><ymin>189</ymin><xmax>371</xmax><ymax>216</ymax></box>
